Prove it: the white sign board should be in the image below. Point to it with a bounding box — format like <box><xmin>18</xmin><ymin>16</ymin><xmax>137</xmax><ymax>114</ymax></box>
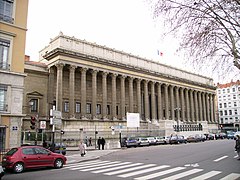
<box><xmin>40</xmin><ymin>121</ymin><xmax>46</xmax><ymax>129</ymax></box>
<box><xmin>127</xmin><ymin>113</ymin><xmax>140</xmax><ymax>128</ymax></box>
<box><xmin>53</xmin><ymin>118</ymin><xmax>62</xmax><ymax>125</ymax></box>
<box><xmin>52</xmin><ymin>110</ymin><xmax>62</xmax><ymax>118</ymax></box>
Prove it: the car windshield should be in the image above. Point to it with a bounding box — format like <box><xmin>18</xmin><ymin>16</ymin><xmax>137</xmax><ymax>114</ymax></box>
<box><xmin>129</xmin><ymin>137</ymin><xmax>136</xmax><ymax>140</ymax></box>
<box><xmin>6</xmin><ymin>148</ymin><xmax>18</xmax><ymax>156</ymax></box>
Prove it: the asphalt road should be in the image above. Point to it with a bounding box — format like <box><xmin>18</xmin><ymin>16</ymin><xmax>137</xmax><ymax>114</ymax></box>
<box><xmin>3</xmin><ymin>139</ymin><xmax>240</xmax><ymax>180</ymax></box>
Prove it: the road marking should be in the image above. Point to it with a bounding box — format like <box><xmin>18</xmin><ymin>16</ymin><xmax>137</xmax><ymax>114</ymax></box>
<box><xmin>93</xmin><ymin>162</ymin><xmax>143</xmax><ymax>174</ymax></box>
<box><xmin>64</xmin><ymin>160</ymin><xmax>106</xmax><ymax>169</ymax></box>
<box><xmin>105</xmin><ymin>163</ymin><xmax>152</xmax><ymax>175</ymax></box>
<box><xmin>233</xmin><ymin>155</ymin><xmax>238</xmax><ymax>159</ymax></box>
<box><xmin>184</xmin><ymin>163</ymin><xmax>199</xmax><ymax>167</ymax></box>
<box><xmin>71</xmin><ymin>161</ymin><xmax>120</xmax><ymax>170</ymax></box>
<box><xmin>134</xmin><ymin>167</ymin><xmax>186</xmax><ymax>180</ymax></box>
<box><xmin>219</xmin><ymin>173</ymin><xmax>240</xmax><ymax>180</ymax></box>
<box><xmin>161</xmin><ymin>168</ymin><xmax>203</xmax><ymax>180</ymax></box>
<box><xmin>67</xmin><ymin>160</ymin><xmax>76</xmax><ymax>163</ymax></box>
<box><xmin>214</xmin><ymin>156</ymin><xmax>228</xmax><ymax>162</ymax></box>
<box><xmin>190</xmin><ymin>170</ymin><xmax>221</xmax><ymax>180</ymax></box>
<box><xmin>118</xmin><ymin>165</ymin><xmax>170</xmax><ymax>178</ymax></box>
<box><xmin>80</xmin><ymin>162</ymin><xmax>131</xmax><ymax>171</ymax></box>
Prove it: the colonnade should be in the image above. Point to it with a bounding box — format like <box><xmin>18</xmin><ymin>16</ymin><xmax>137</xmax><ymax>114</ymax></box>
<box><xmin>49</xmin><ymin>63</ymin><xmax>216</xmax><ymax>124</ymax></box>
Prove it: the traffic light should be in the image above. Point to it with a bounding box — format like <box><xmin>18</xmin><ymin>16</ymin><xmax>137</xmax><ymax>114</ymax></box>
<box><xmin>30</xmin><ymin>116</ymin><xmax>36</xmax><ymax>130</ymax></box>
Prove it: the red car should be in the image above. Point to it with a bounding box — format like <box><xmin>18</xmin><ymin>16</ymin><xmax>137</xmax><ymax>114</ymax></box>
<box><xmin>2</xmin><ymin>145</ymin><xmax>67</xmax><ymax>173</ymax></box>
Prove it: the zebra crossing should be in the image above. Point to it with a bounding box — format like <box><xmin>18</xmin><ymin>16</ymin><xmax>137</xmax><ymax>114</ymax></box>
<box><xmin>63</xmin><ymin>160</ymin><xmax>240</xmax><ymax>180</ymax></box>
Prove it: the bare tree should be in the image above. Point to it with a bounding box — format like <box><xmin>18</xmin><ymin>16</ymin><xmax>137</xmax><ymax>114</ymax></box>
<box><xmin>148</xmin><ymin>0</ymin><xmax>240</xmax><ymax>78</ymax></box>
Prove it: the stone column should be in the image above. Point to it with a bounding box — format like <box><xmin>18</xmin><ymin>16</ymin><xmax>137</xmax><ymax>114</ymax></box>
<box><xmin>194</xmin><ymin>91</ymin><xmax>199</xmax><ymax>122</ymax></box>
<box><xmin>48</xmin><ymin>67</ymin><xmax>55</xmax><ymax>106</ymax></box>
<box><xmin>157</xmin><ymin>83</ymin><xmax>162</xmax><ymax>120</ymax></box>
<box><xmin>198</xmin><ymin>92</ymin><xmax>203</xmax><ymax>122</ymax></box>
<box><xmin>136</xmin><ymin>79</ymin><xmax>142</xmax><ymax>118</ymax></box>
<box><xmin>80</xmin><ymin>67</ymin><xmax>87</xmax><ymax>119</ymax></box>
<box><xmin>170</xmin><ymin>85</ymin><xmax>174</xmax><ymax>120</ymax></box>
<box><xmin>206</xmin><ymin>93</ymin><xmax>210</xmax><ymax>122</ymax></box>
<box><xmin>91</xmin><ymin>70</ymin><xmax>98</xmax><ymax>120</ymax></box>
<box><xmin>150</xmin><ymin>81</ymin><xmax>156</xmax><ymax>121</ymax></box>
<box><xmin>69</xmin><ymin>65</ymin><xmax>76</xmax><ymax>119</ymax></box>
<box><xmin>202</xmin><ymin>93</ymin><xmax>207</xmax><ymax>121</ymax></box>
<box><xmin>180</xmin><ymin>88</ymin><xmax>185</xmax><ymax>121</ymax></box>
<box><xmin>120</xmin><ymin>75</ymin><xmax>126</xmax><ymax>120</ymax></box>
<box><xmin>129</xmin><ymin>77</ymin><xmax>134</xmax><ymax>113</ymax></box>
<box><xmin>190</xmin><ymin>90</ymin><xmax>194</xmax><ymax>122</ymax></box>
<box><xmin>212</xmin><ymin>94</ymin><xmax>216</xmax><ymax>122</ymax></box>
<box><xmin>111</xmin><ymin>73</ymin><xmax>117</xmax><ymax>120</ymax></box>
<box><xmin>102</xmin><ymin>71</ymin><xmax>108</xmax><ymax>120</ymax></box>
<box><xmin>164</xmin><ymin>84</ymin><xmax>169</xmax><ymax>120</ymax></box>
<box><xmin>176</xmin><ymin>87</ymin><xmax>180</xmax><ymax>121</ymax></box>
<box><xmin>56</xmin><ymin>63</ymin><xmax>64</xmax><ymax>112</ymax></box>
<box><xmin>144</xmin><ymin>80</ymin><xmax>150</xmax><ymax>121</ymax></box>
<box><xmin>185</xmin><ymin>89</ymin><xmax>190</xmax><ymax>122</ymax></box>
<box><xmin>210</xmin><ymin>94</ymin><xmax>214</xmax><ymax>122</ymax></box>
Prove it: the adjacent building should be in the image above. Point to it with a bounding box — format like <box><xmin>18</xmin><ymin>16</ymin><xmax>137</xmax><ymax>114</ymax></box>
<box><xmin>0</xmin><ymin>0</ymin><xmax>29</xmax><ymax>149</ymax></box>
<box><xmin>217</xmin><ymin>80</ymin><xmax>240</xmax><ymax>131</ymax></box>
<box><xmin>22</xmin><ymin>33</ymin><xmax>218</xmax><ymax>146</ymax></box>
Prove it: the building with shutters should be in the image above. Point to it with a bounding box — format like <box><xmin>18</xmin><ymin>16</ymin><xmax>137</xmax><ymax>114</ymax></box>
<box><xmin>0</xmin><ymin>0</ymin><xmax>29</xmax><ymax>149</ymax></box>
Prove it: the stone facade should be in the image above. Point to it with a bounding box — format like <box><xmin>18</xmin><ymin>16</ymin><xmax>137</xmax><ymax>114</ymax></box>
<box><xmin>22</xmin><ymin>33</ymin><xmax>218</xmax><ymax>145</ymax></box>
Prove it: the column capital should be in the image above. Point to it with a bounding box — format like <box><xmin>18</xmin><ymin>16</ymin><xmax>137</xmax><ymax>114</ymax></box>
<box><xmin>69</xmin><ymin>65</ymin><xmax>76</xmax><ymax>71</ymax></box>
<box><xmin>55</xmin><ymin>63</ymin><xmax>64</xmax><ymax>70</ymax></box>
<box><xmin>91</xmin><ymin>69</ymin><xmax>98</xmax><ymax>75</ymax></box>
<box><xmin>120</xmin><ymin>75</ymin><xmax>126</xmax><ymax>79</ymax></box>
<box><xmin>102</xmin><ymin>71</ymin><xmax>108</xmax><ymax>77</ymax></box>
<box><xmin>128</xmin><ymin>76</ymin><xmax>134</xmax><ymax>82</ymax></box>
<box><xmin>80</xmin><ymin>67</ymin><xmax>88</xmax><ymax>72</ymax></box>
<box><xmin>110</xmin><ymin>73</ymin><xmax>118</xmax><ymax>78</ymax></box>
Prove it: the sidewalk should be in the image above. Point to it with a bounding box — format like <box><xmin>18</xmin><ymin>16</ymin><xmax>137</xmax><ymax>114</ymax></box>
<box><xmin>65</xmin><ymin>147</ymin><xmax>121</xmax><ymax>164</ymax></box>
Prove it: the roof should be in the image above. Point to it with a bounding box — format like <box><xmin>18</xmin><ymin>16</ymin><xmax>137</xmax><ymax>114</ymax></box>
<box><xmin>217</xmin><ymin>80</ymin><xmax>240</xmax><ymax>89</ymax></box>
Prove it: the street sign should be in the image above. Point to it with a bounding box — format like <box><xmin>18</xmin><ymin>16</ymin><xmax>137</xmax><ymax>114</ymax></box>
<box><xmin>52</xmin><ymin>110</ymin><xmax>62</xmax><ymax>118</ymax></box>
<box><xmin>53</xmin><ymin>118</ymin><xmax>62</xmax><ymax>125</ymax></box>
<box><xmin>40</xmin><ymin>121</ymin><xmax>46</xmax><ymax>129</ymax></box>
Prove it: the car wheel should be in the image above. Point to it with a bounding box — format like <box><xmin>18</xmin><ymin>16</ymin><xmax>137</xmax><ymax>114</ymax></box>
<box><xmin>54</xmin><ymin>159</ymin><xmax>64</xmax><ymax>168</ymax></box>
<box><xmin>13</xmin><ymin>162</ymin><xmax>24</xmax><ymax>173</ymax></box>
<box><xmin>62</xmin><ymin>151</ymin><xmax>66</xmax><ymax>155</ymax></box>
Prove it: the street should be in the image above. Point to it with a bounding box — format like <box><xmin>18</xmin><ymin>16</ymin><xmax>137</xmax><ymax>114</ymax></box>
<box><xmin>3</xmin><ymin>139</ymin><xmax>240</xmax><ymax>180</ymax></box>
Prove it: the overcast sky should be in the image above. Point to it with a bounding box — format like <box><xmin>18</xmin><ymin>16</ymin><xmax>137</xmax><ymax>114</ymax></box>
<box><xmin>25</xmin><ymin>0</ymin><xmax>239</xmax><ymax>84</ymax></box>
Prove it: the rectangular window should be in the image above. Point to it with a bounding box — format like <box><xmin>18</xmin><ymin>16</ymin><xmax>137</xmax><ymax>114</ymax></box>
<box><xmin>229</xmin><ymin>110</ymin><xmax>232</xmax><ymax>115</ymax></box>
<box><xmin>219</xmin><ymin>103</ymin><xmax>222</xmax><ymax>108</ymax></box>
<box><xmin>224</xmin><ymin>103</ymin><xmax>227</xmax><ymax>108</ymax></box>
<box><xmin>235</xmin><ymin>109</ymin><xmax>238</xmax><ymax>115</ymax></box>
<box><xmin>30</xmin><ymin>99</ymin><xmax>38</xmax><ymax>113</ymax></box>
<box><xmin>76</xmin><ymin>102</ymin><xmax>80</xmax><ymax>113</ymax></box>
<box><xmin>227</xmin><ymin>89</ymin><xmax>230</xmax><ymax>93</ymax></box>
<box><xmin>116</xmin><ymin>106</ymin><xmax>119</xmax><ymax>115</ymax></box>
<box><xmin>234</xmin><ymin>102</ymin><xmax>237</xmax><ymax>107</ymax></box>
<box><xmin>0</xmin><ymin>127</ymin><xmax>6</xmax><ymax>150</ymax></box>
<box><xmin>0</xmin><ymin>39</ymin><xmax>10</xmax><ymax>70</ymax></box>
<box><xmin>86</xmin><ymin>103</ymin><xmax>91</xmax><ymax>114</ymax></box>
<box><xmin>0</xmin><ymin>85</ymin><xmax>7</xmax><ymax>111</ymax></box>
<box><xmin>233</xmin><ymin>95</ymin><xmax>236</xmax><ymax>99</ymax></box>
<box><xmin>224</xmin><ymin>110</ymin><xmax>227</xmax><ymax>115</ymax></box>
<box><xmin>107</xmin><ymin>105</ymin><xmax>110</xmax><ymax>115</ymax></box>
<box><xmin>96</xmin><ymin>104</ymin><xmax>101</xmax><ymax>114</ymax></box>
<box><xmin>64</xmin><ymin>101</ymin><xmax>69</xmax><ymax>112</ymax></box>
<box><xmin>233</xmin><ymin>88</ymin><xmax>235</xmax><ymax>92</ymax></box>
<box><xmin>0</xmin><ymin>0</ymin><xmax>14</xmax><ymax>23</ymax></box>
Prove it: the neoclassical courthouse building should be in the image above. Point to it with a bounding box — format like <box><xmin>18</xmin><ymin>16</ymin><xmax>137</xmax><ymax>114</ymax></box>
<box><xmin>23</xmin><ymin>32</ymin><xmax>218</xmax><ymax>144</ymax></box>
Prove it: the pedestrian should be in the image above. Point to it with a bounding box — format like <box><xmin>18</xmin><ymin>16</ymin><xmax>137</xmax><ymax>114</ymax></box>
<box><xmin>97</xmin><ymin>137</ymin><xmax>101</xmax><ymax>150</ymax></box>
<box><xmin>79</xmin><ymin>141</ymin><xmax>86</xmax><ymax>157</ymax></box>
<box><xmin>89</xmin><ymin>137</ymin><xmax>92</xmax><ymax>146</ymax></box>
<box><xmin>235</xmin><ymin>135</ymin><xmax>240</xmax><ymax>160</ymax></box>
<box><xmin>42</xmin><ymin>140</ymin><xmax>48</xmax><ymax>148</ymax></box>
<box><xmin>85</xmin><ymin>136</ymin><xmax>88</xmax><ymax>147</ymax></box>
<box><xmin>101</xmin><ymin>137</ymin><xmax>106</xmax><ymax>150</ymax></box>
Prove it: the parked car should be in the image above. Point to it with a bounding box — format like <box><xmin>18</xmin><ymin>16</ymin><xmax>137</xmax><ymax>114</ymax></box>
<box><xmin>155</xmin><ymin>136</ymin><xmax>168</xmax><ymax>144</ymax></box>
<box><xmin>50</xmin><ymin>143</ymin><xmax>66</xmax><ymax>155</ymax></box>
<box><xmin>169</xmin><ymin>135</ymin><xmax>187</xmax><ymax>144</ymax></box>
<box><xmin>187</xmin><ymin>134</ymin><xmax>202</xmax><ymax>143</ymax></box>
<box><xmin>137</xmin><ymin>137</ymin><xmax>149</xmax><ymax>146</ymax></box>
<box><xmin>205</xmin><ymin>133</ymin><xmax>215</xmax><ymax>140</ymax></box>
<box><xmin>147</xmin><ymin>137</ymin><xmax>157</xmax><ymax>145</ymax></box>
<box><xmin>215</xmin><ymin>132</ymin><xmax>227</xmax><ymax>139</ymax></box>
<box><xmin>121</xmin><ymin>137</ymin><xmax>138</xmax><ymax>148</ymax></box>
<box><xmin>2</xmin><ymin>146</ymin><xmax>67</xmax><ymax>173</ymax></box>
<box><xmin>227</xmin><ymin>132</ymin><xmax>235</xmax><ymax>139</ymax></box>
<box><xmin>0</xmin><ymin>165</ymin><xmax>4</xmax><ymax>179</ymax></box>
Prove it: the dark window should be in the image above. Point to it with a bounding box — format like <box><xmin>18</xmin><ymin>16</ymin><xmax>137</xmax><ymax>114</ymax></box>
<box><xmin>107</xmin><ymin>105</ymin><xmax>110</xmax><ymax>115</ymax></box>
<box><xmin>6</xmin><ymin>148</ymin><xmax>18</xmax><ymax>155</ymax></box>
<box><xmin>86</xmin><ymin>103</ymin><xmax>91</xmax><ymax>114</ymax></box>
<box><xmin>116</xmin><ymin>106</ymin><xmax>119</xmax><ymax>115</ymax></box>
<box><xmin>0</xmin><ymin>39</ymin><xmax>10</xmax><ymax>70</ymax></box>
<box><xmin>76</xmin><ymin>102</ymin><xmax>80</xmax><ymax>113</ymax></box>
<box><xmin>96</xmin><ymin>104</ymin><xmax>101</xmax><ymax>114</ymax></box>
<box><xmin>0</xmin><ymin>0</ymin><xmax>14</xmax><ymax>23</ymax></box>
<box><xmin>0</xmin><ymin>85</ymin><xmax>7</xmax><ymax>111</ymax></box>
<box><xmin>64</xmin><ymin>101</ymin><xmax>69</xmax><ymax>112</ymax></box>
<box><xmin>34</xmin><ymin>147</ymin><xmax>49</xmax><ymax>154</ymax></box>
<box><xmin>0</xmin><ymin>127</ymin><xmax>6</xmax><ymax>150</ymax></box>
<box><xmin>30</xmin><ymin>99</ymin><xmax>38</xmax><ymax>113</ymax></box>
